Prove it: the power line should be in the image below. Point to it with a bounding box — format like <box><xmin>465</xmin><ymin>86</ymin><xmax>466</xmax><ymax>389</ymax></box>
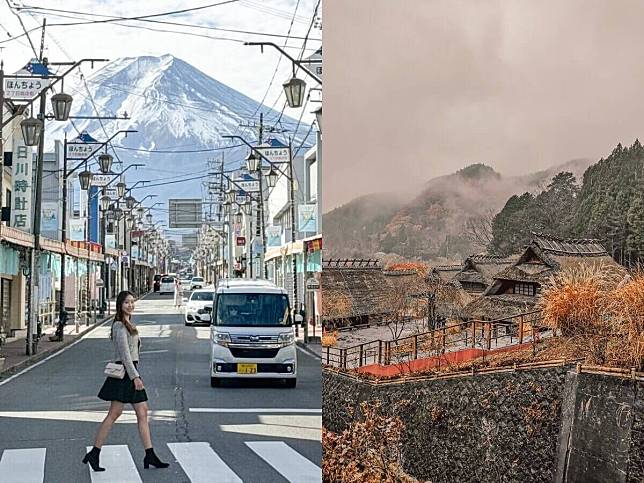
<box><xmin>18</xmin><ymin>5</ymin><xmax>318</xmax><ymax>42</ymax></box>
<box><xmin>20</xmin><ymin>1</ymin><xmax>240</xmax><ymax>26</ymax></box>
<box><xmin>4</xmin><ymin>0</ymin><xmax>38</xmax><ymax>57</ymax></box>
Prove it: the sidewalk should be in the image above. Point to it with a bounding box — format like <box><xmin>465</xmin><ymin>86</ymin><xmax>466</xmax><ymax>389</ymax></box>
<box><xmin>295</xmin><ymin>324</ymin><xmax>323</xmax><ymax>359</ymax></box>
<box><xmin>0</xmin><ymin>300</ymin><xmax>117</xmax><ymax>378</ymax></box>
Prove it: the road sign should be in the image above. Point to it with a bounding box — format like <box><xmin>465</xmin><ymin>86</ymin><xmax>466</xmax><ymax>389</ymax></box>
<box><xmin>306</xmin><ymin>277</ymin><xmax>320</xmax><ymax>291</ymax></box>
<box><xmin>256</xmin><ymin>146</ymin><xmax>290</xmax><ymax>163</ymax></box>
<box><xmin>169</xmin><ymin>199</ymin><xmax>202</xmax><ymax>228</ymax></box>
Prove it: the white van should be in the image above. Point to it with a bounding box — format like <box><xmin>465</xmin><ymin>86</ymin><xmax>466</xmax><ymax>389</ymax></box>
<box><xmin>210</xmin><ymin>279</ymin><xmax>302</xmax><ymax>388</ymax></box>
<box><xmin>159</xmin><ymin>276</ymin><xmax>175</xmax><ymax>295</ymax></box>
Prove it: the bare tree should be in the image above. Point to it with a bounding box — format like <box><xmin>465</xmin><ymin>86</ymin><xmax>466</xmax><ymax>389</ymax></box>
<box><xmin>463</xmin><ymin>209</ymin><xmax>496</xmax><ymax>251</ymax></box>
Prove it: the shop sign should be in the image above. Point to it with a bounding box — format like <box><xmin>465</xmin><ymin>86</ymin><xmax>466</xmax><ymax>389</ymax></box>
<box><xmin>297</xmin><ymin>204</ymin><xmax>317</xmax><ymax>233</ymax></box>
<box><xmin>266</xmin><ymin>225</ymin><xmax>282</xmax><ymax>248</ymax></box>
<box><xmin>11</xmin><ymin>138</ymin><xmax>33</xmax><ymax>232</ymax></box>
<box><xmin>236</xmin><ymin>236</ymin><xmax>246</xmax><ymax>246</ymax></box>
<box><xmin>306</xmin><ymin>277</ymin><xmax>320</xmax><ymax>291</ymax></box>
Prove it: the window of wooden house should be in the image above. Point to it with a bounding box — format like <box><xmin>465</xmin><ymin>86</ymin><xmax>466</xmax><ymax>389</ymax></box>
<box><xmin>513</xmin><ymin>282</ymin><xmax>535</xmax><ymax>296</ymax></box>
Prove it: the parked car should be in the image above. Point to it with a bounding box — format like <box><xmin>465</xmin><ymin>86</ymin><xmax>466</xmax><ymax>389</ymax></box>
<box><xmin>159</xmin><ymin>276</ymin><xmax>175</xmax><ymax>295</ymax></box>
<box><xmin>153</xmin><ymin>274</ymin><xmax>162</xmax><ymax>292</ymax></box>
<box><xmin>184</xmin><ymin>288</ymin><xmax>215</xmax><ymax>326</ymax></box>
<box><xmin>190</xmin><ymin>276</ymin><xmax>205</xmax><ymax>290</ymax></box>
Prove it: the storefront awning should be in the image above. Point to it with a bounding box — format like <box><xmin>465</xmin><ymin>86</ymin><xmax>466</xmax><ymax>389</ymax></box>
<box><xmin>0</xmin><ymin>225</ymin><xmax>34</xmax><ymax>248</ymax></box>
<box><xmin>265</xmin><ymin>240</ymin><xmax>304</xmax><ymax>262</ymax></box>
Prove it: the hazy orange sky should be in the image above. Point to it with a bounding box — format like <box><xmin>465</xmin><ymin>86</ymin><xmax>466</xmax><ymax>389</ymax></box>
<box><xmin>323</xmin><ymin>0</ymin><xmax>644</xmax><ymax>211</ymax></box>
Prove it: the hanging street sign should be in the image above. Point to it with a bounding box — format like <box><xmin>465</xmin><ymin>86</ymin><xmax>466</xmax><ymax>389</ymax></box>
<box><xmin>66</xmin><ymin>142</ymin><xmax>100</xmax><ymax>160</ymax></box>
<box><xmin>256</xmin><ymin>145</ymin><xmax>290</xmax><ymax>164</ymax></box>
<box><xmin>235</xmin><ymin>179</ymin><xmax>260</xmax><ymax>192</ymax></box>
<box><xmin>90</xmin><ymin>174</ymin><xmax>113</xmax><ymax>187</ymax></box>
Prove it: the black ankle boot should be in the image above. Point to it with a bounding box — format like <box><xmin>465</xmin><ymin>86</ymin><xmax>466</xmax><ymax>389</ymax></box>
<box><xmin>144</xmin><ymin>448</ymin><xmax>169</xmax><ymax>469</ymax></box>
<box><xmin>82</xmin><ymin>446</ymin><xmax>105</xmax><ymax>472</ymax></box>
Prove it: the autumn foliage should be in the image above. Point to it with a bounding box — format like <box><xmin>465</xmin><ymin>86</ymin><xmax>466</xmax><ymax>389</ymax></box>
<box><xmin>322</xmin><ymin>401</ymin><xmax>419</xmax><ymax>483</ymax></box>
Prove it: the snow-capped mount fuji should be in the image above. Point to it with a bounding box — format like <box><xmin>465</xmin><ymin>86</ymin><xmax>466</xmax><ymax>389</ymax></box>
<box><xmin>46</xmin><ymin>54</ymin><xmax>314</xmax><ymax>208</ymax></box>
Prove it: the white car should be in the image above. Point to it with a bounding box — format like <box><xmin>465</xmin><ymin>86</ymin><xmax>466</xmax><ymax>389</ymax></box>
<box><xmin>190</xmin><ymin>276</ymin><xmax>205</xmax><ymax>290</ymax></box>
<box><xmin>159</xmin><ymin>276</ymin><xmax>175</xmax><ymax>294</ymax></box>
<box><xmin>210</xmin><ymin>279</ymin><xmax>302</xmax><ymax>388</ymax></box>
<box><xmin>184</xmin><ymin>289</ymin><xmax>215</xmax><ymax>326</ymax></box>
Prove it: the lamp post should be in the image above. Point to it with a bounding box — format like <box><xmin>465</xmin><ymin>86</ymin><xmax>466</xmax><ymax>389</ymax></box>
<box><xmin>59</xmin><ymin>130</ymin><xmax>137</xmax><ymax>323</ymax></box>
<box><xmin>222</xmin><ymin>135</ymin><xmax>300</xmax><ymax>319</ymax></box>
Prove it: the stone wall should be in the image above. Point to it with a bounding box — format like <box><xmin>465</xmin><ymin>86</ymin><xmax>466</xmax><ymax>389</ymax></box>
<box><xmin>323</xmin><ymin>366</ymin><xmax>643</xmax><ymax>483</ymax></box>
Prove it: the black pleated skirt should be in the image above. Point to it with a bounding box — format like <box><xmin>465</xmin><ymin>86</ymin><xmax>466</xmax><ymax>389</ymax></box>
<box><xmin>98</xmin><ymin>362</ymin><xmax>148</xmax><ymax>404</ymax></box>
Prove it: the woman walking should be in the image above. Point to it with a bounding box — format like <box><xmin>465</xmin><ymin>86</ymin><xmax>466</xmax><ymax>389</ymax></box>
<box><xmin>174</xmin><ymin>278</ymin><xmax>183</xmax><ymax>309</ymax></box>
<box><xmin>82</xmin><ymin>290</ymin><xmax>169</xmax><ymax>472</ymax></box>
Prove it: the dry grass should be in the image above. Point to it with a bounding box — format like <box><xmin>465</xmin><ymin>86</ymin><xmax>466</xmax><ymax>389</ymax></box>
<box><xmin>539</xmin><ymin>263</ymin><xmax>643</xmax><ymax>369</ymax></box>
<box><xmin>322</xmin><ymin>330</ymin><xmax>338</xmax><ymax>347</ymax></box>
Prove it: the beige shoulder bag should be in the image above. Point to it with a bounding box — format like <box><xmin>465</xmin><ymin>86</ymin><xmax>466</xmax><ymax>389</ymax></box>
<box><xmin>104</xmin><ymin>362</ymin><xmax>125</xmax><ymax>379</ymax></box>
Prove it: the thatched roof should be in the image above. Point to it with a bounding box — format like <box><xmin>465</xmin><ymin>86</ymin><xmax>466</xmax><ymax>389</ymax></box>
<box><xmin>455</xmin><ymin>254</ymin><xmax>518</xmax><ymax>287</ymax></box>
<box><xmin>431</xmin><ymin>264</ymin><xmax>462</xmax><ymax>282</ymax></box>
<box><xmin>382</xmin><ymin>269</ymin><xmax>427</xmax><ymax>297</ymax></box>
<box><xmin>465</xmin><ymin>294</ymin><xmax>538</xmax><ymax>320</ymax></box>
<box><xmin>322</xmin><ymin>263</ymin><xmax>393</xmax><ymax>321</ymax></box>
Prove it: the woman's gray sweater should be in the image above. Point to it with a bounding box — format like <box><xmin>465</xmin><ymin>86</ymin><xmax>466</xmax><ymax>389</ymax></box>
<box><xmin>112</xmin><ymin>321</ymin><xmax>141</xmax><ymax>379</ymax></box>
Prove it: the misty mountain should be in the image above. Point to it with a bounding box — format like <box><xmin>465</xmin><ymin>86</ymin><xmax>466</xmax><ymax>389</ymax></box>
<box><xmin>46</xmin><ymin>54</ymin><xmax>314</xmax><ymax>222</ymax></box>
<box><xmin>323</xmin><ymin>159</ymin><xmax>594</xmax><ymax>261</ymax></box>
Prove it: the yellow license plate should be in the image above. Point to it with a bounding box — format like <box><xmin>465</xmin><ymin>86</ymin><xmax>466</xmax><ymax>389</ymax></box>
<box><xmin>237</xmin><ymin>363</ymin><xmax>257</xmax><ymax>374</ymax></box>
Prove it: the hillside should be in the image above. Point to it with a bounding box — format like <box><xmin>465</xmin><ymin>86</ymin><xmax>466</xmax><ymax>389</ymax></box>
<box><xmin>323</xmin><ymin>159</ymin><xmax>593</xmax><ymax>261</ymax></box>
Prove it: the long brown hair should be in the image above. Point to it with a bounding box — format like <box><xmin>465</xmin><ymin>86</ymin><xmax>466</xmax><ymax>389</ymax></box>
<box><xmin>113</xmin><ymin>290</ymin><xmax>138</xmax><ymax>336</ymax></box>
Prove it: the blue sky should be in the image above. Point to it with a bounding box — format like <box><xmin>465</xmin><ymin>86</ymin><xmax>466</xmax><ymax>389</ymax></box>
<box><xmin>0</xmin><ymin>0</ymin><xmax>321</xmax><ymax>123</ymax></box>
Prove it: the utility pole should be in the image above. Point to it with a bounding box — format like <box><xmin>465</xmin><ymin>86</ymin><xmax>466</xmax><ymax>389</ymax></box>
<box><xmin>27</xmin><ymin>21</ymin><xmax>48</xmax><ymax>355</ymax></box>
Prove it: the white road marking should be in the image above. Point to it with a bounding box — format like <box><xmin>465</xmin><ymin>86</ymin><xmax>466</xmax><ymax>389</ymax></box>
<box><xmin>0</xmin><ymin>410</ymin><xmax>177</xmax><ymax>423</ymax></box>
<box><xmin>246</xmin><ymin>441</ymin><xmax>321</xmax><ymax>483</ymax></box>
<box><xmin>167</xmin><ymin>442</ymin><xmax>242</xmax><ymax>483</ymax></box>
<box><xmin>0</xmin><ymin>448</ymin><xmax>46</xmax><ymax>483</ymax></box>
<box><xmin>86</xmin><ymin>445</ymin><xmax>141</xmax><ymax>483</ymax></box>
<box><xmin>219</xmin><ymin>423</ymin><xmax>321</xmax><ymax>441</ymax></box>
<box><xmin>139</xmin><ymin>349</ymin><xmax>169</xmax><ymax>354</ymax></box>
<box><xmin>189</xmin><ymin>408</ymin><xmax>321</xmax><ymax>413</ymax></box>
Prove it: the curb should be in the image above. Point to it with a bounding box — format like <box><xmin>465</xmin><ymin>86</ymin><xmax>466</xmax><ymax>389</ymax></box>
<box><xmin>297</xmin><ymin>340</ymin><xmax>322</xmax><ymax>360</ymax></box>
<box><xmin>0</xmin><ymin>315</ymin><xmax>114</xmax><ymax>379</ymax></box>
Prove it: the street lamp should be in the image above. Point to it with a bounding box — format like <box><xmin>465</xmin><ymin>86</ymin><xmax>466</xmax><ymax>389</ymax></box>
<box><xmin>116</xmin><ymin>181</ymin><xmax>126</xmax><ymax>198</ymax></box>
<box><xmin>246</xmin><ymin>151</ymin><xmax>260</xmax><ymax>172</ymax></box>
<box><xmin>125</xmin><ymin>195</ymin><xmax>136</xmax><ymax>210</ymax></box>
<box><xmin>125</xmin><ymin>217</ymin><xmax>134</xmax><ymax>230</ymax></box>
<box><xmin>226</xmin><ymin>188</ymin><xmax>236</xmax><ymax>203</ymax></box>
<box><xmin>266</xmin><ymin>168</ymin><xmax>278</xmax><ymax>188</ymax></box>
<box><xmin>283</xmin><ymin>76</ymin><xmax>306</xmax><ymax>108</ymax></box>
<box><xmin>78</xmin><ymin>170</ymin><xmax>92</xmax><ymax>190</ymax></box>
<box><xmin>98</xmin><ymin>153</ymin><xmax>113</xmax><ymax>174</ymax></box>
<box><xmin>100</xmin><ymin>195</ymin><xmax>111</xmax><ymax>211</ymax></box>
<box><xmin>21</xmin><ymin>116</ymin><xmax>43</xmax><ymax>146</ymax></box>
<box><xmin>244</xmin><ymin>198</ymin><xmax>252</xmax><ymax>213</ymax></box>
<box><xmin>234</xmin><ymin>208</ymin><xmax>243</xmax><ymax>224</ymax></box>
<box><xmin>313</xmin><ymin>106</ymin><xmax>322</xmax><ymax>131</ymax></box>
<box><xmin>146</xmin><ymin>213</ymin><xmax>153</xmax><ymax>224</ymax></box>
<box><xmin>51</xmin><ymin>92</ymin><xmax>73</xmax><ymax>121</ymax></box>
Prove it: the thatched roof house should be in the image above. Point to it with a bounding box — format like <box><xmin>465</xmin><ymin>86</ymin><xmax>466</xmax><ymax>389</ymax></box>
<box><xmin>322</xmin><ymin>259</ymin><xmax>393</xmax><ymax>328</ymax></box>
<box><xmin>430</xmin><ymin>265</ymin><xmax>462</xmax><ymax>283</ymax></box>
<box><xmin>454</xmin><ymin>254</ymin><xmax>518</xmax><ymax>294</ymax></box>
<box><xmin>465</xmin><ymin>234</ymin><xmax>625</xmax><ymax>320</ymax></box>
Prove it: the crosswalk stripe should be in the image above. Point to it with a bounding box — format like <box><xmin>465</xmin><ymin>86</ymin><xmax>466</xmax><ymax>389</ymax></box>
<box><xmin>0</xmin><ymin>448</ymin><xmax>46</xmax><ymax>483</ymax></box>
<box><xmin>86</xmin><ymin>445</ymin><xmax>142</xmax><ymax>483</ymax></box>
<box><xmin>246</xmin><ymin>441</ymin><xmax>321</xmax><ymax>483</ymax></box>
<box><xmin>168</xmin><ymin>442</ymin><xmax>242</xmax><ymax>483</ymax></box>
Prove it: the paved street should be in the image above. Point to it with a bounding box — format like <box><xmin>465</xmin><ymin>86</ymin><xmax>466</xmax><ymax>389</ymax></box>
<box><xmin>0</xmin><ymin>294</ymin><xmax>322</xmax><ymax>482</ymax></box>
